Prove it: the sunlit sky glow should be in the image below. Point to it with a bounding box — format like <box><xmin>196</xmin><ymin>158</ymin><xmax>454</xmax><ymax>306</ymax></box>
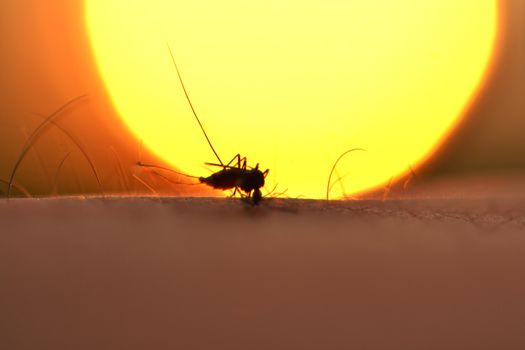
<box><xmin>86</xmin><ymin>0</ymin><xmax>498</xmax><ymax>199</ymax></box>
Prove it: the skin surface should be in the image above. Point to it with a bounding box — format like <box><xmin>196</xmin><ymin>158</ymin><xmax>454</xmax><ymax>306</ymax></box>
<box><xmin>1</xmin><ymin>196</ymin><xmax>525</xmax><ymax>350</ymax></box>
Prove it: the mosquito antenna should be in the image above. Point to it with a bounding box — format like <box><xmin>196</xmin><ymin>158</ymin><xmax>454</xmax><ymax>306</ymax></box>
<box><xmin>166</xmin><ymin>43</ymin><xmax>224</xmax><ymax>166</ymax></box>
<box><xmin>136</xmin><ymin>161</ymin><xmax>200</xmax><ymax>179</ymax></box>
<box><xmin>326</xmin><ymin>148</ymin><xmax>365</xmax><ymax>200</ymax></box>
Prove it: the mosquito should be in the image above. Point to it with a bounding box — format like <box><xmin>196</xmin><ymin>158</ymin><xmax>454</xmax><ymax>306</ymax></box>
<box><xmin>140</xmin><ymin>45</ymin><xmax>269</xmax><ymax>204</ymax></box>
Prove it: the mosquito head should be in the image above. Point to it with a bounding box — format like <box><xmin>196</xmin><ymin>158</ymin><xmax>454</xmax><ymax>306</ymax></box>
<box><xmin>238</xmin><ymin>167</ymin><xmax>265</xmax><ymax>195</ymax></box>
<box><xmin>249</xmin><ymin>167</ymin><xmax>265</xmax><ymax>189</ymax></box>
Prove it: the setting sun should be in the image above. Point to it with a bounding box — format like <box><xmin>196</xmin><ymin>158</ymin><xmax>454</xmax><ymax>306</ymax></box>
<box><xmin>85</xmin><ymin>0</ymin><xmax>498</xmax><ymax>199</ymax></box>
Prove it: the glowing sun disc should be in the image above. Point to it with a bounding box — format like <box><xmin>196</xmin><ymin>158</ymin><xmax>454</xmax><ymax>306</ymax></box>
<box><xmin>86</xmin><ymin>0</ymin><xmax>498</xmax><ymax>199</ymax></box>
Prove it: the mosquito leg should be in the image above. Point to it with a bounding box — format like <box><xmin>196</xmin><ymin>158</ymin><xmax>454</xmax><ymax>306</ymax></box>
<box><xmin>225</xmin><ymin>154</ymin><xmax>247</xmax><ymax>169</ymax></box>
<box><xmin>230</xmin><ymin>187</ymin><xmax>246</xmax><ymax>199</ymax></box>
<box><xmin>205</xmin><ymin>154</ymin><xmax>246</xmax><ymax>169</ymax></box>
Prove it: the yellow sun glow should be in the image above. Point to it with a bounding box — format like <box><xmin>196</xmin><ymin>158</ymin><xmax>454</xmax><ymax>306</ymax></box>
<box><xmin>85</xmin><ymin>0</ymin><xmax>498</xmax><ymax>199</ymax></box>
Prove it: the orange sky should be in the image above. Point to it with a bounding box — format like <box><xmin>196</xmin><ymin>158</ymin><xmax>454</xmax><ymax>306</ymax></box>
<box><xmin>0</xmin><ymin>0</ymin><xmax>523</xmax><ymax>196</ymax></box>
<box><xmin>420</xmin><ymin>0</ymin><xmax>525</xmax><ymax>176</ymax></box>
